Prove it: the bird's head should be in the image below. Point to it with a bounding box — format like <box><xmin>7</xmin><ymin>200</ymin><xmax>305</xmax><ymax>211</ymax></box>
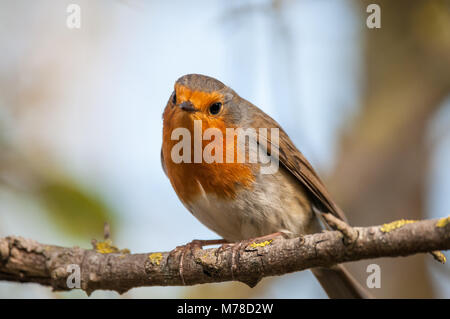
<box><xmin>162</xmin><ymin>74</ymin><xmax>247</xmax><ymax>133</ymax></box>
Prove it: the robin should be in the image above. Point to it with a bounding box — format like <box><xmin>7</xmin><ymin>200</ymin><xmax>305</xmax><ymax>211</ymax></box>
<box><xmin>161</xmin><ymin>74</ymin><xmax>370</xmax><ymax>299</ymax></box>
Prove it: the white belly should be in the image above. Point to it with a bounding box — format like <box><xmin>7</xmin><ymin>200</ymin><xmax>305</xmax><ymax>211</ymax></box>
<box><xmin>182</xmin><ymin>167</ymin><xmax>320</xmax><ymax>242</ymax></box>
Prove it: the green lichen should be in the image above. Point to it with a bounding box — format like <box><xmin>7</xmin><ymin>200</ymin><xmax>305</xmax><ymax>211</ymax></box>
<box><xmin>380</xmin><ymin>219</ymin><xmax>416</xmax><ymax>233</ymax></box>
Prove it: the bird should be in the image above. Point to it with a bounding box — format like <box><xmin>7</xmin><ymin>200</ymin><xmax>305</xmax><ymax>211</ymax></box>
<box><xmin>161</xmin><ymin>73</ymin><xmax>370</xmax><ymax>299</ymax></box>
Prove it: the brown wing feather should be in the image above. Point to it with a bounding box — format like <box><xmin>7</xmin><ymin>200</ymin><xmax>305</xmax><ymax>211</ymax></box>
<box><xmin>250</xmin><ymin>105</ymin><xmax>347</xmax><ymax>222</ymax></box>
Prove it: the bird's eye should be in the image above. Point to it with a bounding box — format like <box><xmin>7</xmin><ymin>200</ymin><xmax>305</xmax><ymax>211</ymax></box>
<box><xmin>172</xmin><ymin>92</ymin><xmax>177</xmax><ymax>105</ymax></box>
<box><xmin>209</xmin><ymin>102</ymin><xmax>222</xmax><ymax>115</ymax></box>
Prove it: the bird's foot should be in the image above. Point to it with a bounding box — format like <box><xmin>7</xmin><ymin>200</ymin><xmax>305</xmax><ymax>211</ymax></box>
<box><xmin>172</xmin><ymin>239</ymin><xmax>229</xmax><ymax>285</ymax></box>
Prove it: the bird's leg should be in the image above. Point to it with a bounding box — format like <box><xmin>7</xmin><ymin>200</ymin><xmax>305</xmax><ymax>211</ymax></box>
<box><xmin>247</xmin><ymin>231</ymin><xmax>289</xmax><ymax>243</ymax></box>
<box><xmin>174</xmin><ymin>239</ymin><xmax>229</xmax><ymax>285</ymax></box>
<box><xmin>174</xmin><ymin>233</ymin><xmax>287</xmax><ymax>284</ymax></box>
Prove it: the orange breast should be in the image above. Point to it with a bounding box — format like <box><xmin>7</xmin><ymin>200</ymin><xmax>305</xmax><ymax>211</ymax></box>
<box><xmin>162</xmin><ymin>88</ymin><xmax>255</xmax><ymax>204</ymax></box>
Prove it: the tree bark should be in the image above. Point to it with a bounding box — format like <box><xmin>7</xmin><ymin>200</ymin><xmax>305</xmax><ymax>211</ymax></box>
<box><xmin>1</xmin><ymin>217</ymin><xmax>448</xmax><ymax>296</ymax></box>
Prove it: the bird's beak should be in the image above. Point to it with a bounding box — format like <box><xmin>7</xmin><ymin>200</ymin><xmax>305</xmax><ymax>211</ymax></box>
<box><xmin>179</xmin><ymin>101</ymin><xmax>197</xmax><ymax>113</ymax></box>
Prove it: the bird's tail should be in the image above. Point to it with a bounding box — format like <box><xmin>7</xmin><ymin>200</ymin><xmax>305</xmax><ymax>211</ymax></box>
<box><xmin>311</xmin><ymin>264</ymin><xmax>373</xmax><ymax>299</ymax></box>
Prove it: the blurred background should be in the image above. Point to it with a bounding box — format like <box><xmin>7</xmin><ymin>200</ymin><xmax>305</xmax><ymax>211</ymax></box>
<box><xmin>0</xmin><ymin>0</ymin><xmax>449</xmax><ymax>298</ymax></box>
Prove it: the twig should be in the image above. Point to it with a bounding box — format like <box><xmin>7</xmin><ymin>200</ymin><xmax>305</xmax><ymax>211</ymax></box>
<box><xmin>321</xmin><ymin>213</ymin><xmax>358</xmax><ymax>244</ymax></box>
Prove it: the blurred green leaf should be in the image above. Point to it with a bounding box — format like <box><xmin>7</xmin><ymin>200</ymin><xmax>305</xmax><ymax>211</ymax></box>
<box><xmin>37</xmin><ymin>179</ymin><xmax>115</xmax><ymax>239</ymax></box>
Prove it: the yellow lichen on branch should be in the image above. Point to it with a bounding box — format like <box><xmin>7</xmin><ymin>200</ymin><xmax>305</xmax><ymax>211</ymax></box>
<box><xmin>380</xmin><ymin>219</ymin><xmax>417</xmax><ymax>233</ymax></box>
<box><xmin>149</xmin><ymin>252</ymin><xmax>163</xmax><ymax>265</ymax></box>
<box><xmin>95</xmin><ymin>239</ymin><xmax>130</xmax><ymax>254</ymax></box>
<box><xmin>249</xmin><ymin>240</ymin><xmax>273</xmax><ymax>248</ymax></box>
<box><xmin>436</xmin><ymin>216</ymin><xmax>450</xmax><ymax>228</ymax></box>
<box><xmin>430</xmin><ymin>251</ymin><xmax>447</xmax><ymax>264</ymax></box>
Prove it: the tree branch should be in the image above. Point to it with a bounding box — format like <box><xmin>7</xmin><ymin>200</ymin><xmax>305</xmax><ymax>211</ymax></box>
<box><xmin>0</xmin><ymin>217</ymin><xmax>449</xmax><ymax>295</ymax></box>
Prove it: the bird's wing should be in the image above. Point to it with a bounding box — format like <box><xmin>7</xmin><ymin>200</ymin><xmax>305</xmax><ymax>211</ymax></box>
<box><xmin>251</xmin><ymin>106</ymin><xmax>347</xmax><ymax>222</ymax></box>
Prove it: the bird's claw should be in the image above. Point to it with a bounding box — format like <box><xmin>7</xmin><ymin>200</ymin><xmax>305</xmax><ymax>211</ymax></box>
<box><xmin>172</xmin><ymin>239</ymin><xmax>228</xmax><ymax>285</ymax></box>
